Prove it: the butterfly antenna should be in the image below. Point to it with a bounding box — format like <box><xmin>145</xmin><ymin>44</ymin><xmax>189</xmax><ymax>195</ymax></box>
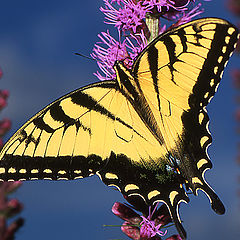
<box><xmin>74</xmin><ymin>52</ymin><xmax>96</xmax><ymax>61</ymax></box>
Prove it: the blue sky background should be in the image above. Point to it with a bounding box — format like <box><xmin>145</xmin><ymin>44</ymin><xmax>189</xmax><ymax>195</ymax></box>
<box><xmin>0</xmin><ymin>0</ymin><xmax>239</xmax><ymax>239</ymax></box>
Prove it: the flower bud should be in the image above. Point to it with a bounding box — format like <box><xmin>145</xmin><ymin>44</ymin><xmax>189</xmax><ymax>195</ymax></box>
<box><xmin>0</xmin><ymin>90</ymin><xmax>9</xmax><ymax>99</ymax></box>
<box><xmin>0</xmin><ymin>119</ymin><xmax>11</xmax><ymax>137</ymax></box>
<box><xmin>6</xmin><ymin>199</ymin><xmax>23</xmax><ymax>217</ymax></box>
<box><xmin>121</xmin><ymin>221</ymin><xmax>140</xmax><ymax>240</ymax></box>
<box><xmin>112</xmin><ymin>202</ymin><xmax>142</xmax><ymax>225</ymax></box>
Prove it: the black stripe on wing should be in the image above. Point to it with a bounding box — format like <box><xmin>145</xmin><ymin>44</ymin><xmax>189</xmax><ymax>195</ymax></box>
<box><xmin>189</xmin><ymin>23</ymin><xmax>238</xmax><ymax>108</ymax></box>
<box><xmin>32</xmin><ymin>90</ymin><xmax>140</xmax><ymax>138</ymax></box>
<box><xmin>147</xmin><ymin>46</ymin><xmax>161</xmax><ymax>112</ymax></box>
<box><xmin>33</xmin><ymin>117</ymin><xmax>55</xmax><ymax>133</ymax></box>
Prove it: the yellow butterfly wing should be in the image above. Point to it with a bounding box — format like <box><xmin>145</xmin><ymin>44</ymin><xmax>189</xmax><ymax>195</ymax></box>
<box><xmin>112</xmin><ymin>18</ymin><xmax>239</xmax><ymax>238</ymax></box>
<box><xmin>0</xmin><ymin>81</ymin><xmax>164</xmax><ymax>181</ymax></box>
<box><xmin>129</xmin><ymin>17</ymin><xmax>239</xmax><ymax>222</ymax></box>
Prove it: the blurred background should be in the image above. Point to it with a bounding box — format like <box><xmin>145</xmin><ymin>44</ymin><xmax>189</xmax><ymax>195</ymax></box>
<box><xmin>0</xmin><ymin>0</ymin><xmax>239</xmax><ymax>239</ymax></box>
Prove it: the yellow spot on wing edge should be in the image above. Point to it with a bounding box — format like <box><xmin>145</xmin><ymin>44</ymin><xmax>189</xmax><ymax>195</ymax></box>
<box><xmin>43</xmin><ymin>169</ymin><xmax>52</xmax><ymax>174</ymax></box>
<box><xmin>147</xmin><ymin>190</ymin><xmax>160</xmax><ymax>200</ymax></box>
<box><xmin>125</xmin><ymin>184</ymin><xmax>140</xmax><ymax>192</ymax></box>
<box><xmin>105</xmin><ymin>172</ymin><xmax>118</xmax><ymax>179</ymax></box>
<box><xmin>198</xmin><ymin>112</ymin><xmax>204</xmax><ymax>124</ymax></box>
<box><xmin>210</xmin><ymin>79</ymin><xmax>214</xmax><ymax>87</ymax></box>
<box><xmin>197</xmin><ymin>159</ymin><xmax>208</xmax><ymax>169</ymax></box>
<box><xmin>58</xmin><ymin>170</ymin><xmax>66</xmax><ymax>175</ymax></box>
<box><xmin>192</xmin><ymin>177</ymin><xmax>203</xmax><ymax>185</ymax></box>
<box><xmin>19</xmin><ymin>169</ymin><xmax>27</xmax><ymax>174</ymax></box>
<box><xmin>225</xmin><ymin>36</ymin><xmax>231</xmax><ymax>44</ymax></box>
<box><xmin>31</xmin><ymin>169</ymin><xmax>39</xmax><ymax>174</ymax></box>
<box><xmin>169</xmin><ymin>191</ymin><xmax>178</xmax><ymax>206</ymax></box>
<box><xmin>204</xmin><ymin>92</ymin><xmax>209</xmax><ymax>99</ymax></box>
<box><xmin>8</xmin><ymin>168</ymin><xmax>16</xmax><ymax>173</ymax></box>
<box><xmin>0</xmin><ymin>168</ymin><xmax>5</xmax><ymax>174</ymax></box>
<box><xmin>228</xmin><ymin>27</ymin><xmax>235</xmax><ymax>35</ymax></box>
<box><xmin>200</xmin><ymin>136</ymin><xmax>209</xmax><ymax>147</ymax></box>
<box><xmin>222</xmin><ymin>46</ymin><xmax>227</xmax><ymax>53</ymax></box>
<box><xmin>217</xmin><ymin>56</ymin><xmax>223</xmax><ymax>63</ymax></box>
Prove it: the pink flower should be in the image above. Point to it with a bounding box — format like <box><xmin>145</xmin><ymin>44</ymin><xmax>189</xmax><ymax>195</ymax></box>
<box><xmin>232</xmin><ymin>69</ymin><xmax>240</xmax><ymax>89</ymax></box>
<box><xmin>0</xmin><ymin>68</ymin><xmax>24</xmax><ymax>240</ymax></box>
<box><xmin>91</xmin><ymin>30</ymin><xmax>147</xmax><ymax>81</ymax></box>
<box><xmin>112</xmin><ymin>201</ymin><xmax>182</xmax><ymax>240</ymax></box>
<box><xmin>91</xmin><ymin>30</ymin><xmax>129</xmax><ymax>80</ymax></box>
<box><xmin>167</xmin><ymin>3</ymin><xmax>204</xmax><ymax>26</ymax></box>
<box><xmin>142</xmin><ymin>0</ymin><xmax>193</xmax><ymax>13</ymax></box>
<box><xmin>140</xmin><ymin>204</ymin><xmax>167</xmax><ymax>239</ymax></box>
<box><xmin>0</xmin><ymin>182</ymin><xmax>24</xmax><ymax>240</ymax></box>
<box><xmin>0</xmin><ymin>90</ymin><xmax>9</xmax><ymax>110</ymax></box>
<box><xmin>0</xmin><ymin>119</ymin><xmax>11</xmax><ymax>137</ymax></box>
<box><xmin>142</xmin><ymin>0</ymin><xmax>177</xmax><ymax>12</ymax></box>
<box><xmin>101</xmin><ymin>0</ymin><xmax>152</xmax><ymax>32</ymax></box>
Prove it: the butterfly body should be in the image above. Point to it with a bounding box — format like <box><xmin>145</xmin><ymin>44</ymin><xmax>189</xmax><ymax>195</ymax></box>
<box><xmin>0</xmin><ymin>18</ymin><xmax>239</xmax><ymax>239</ymax></box>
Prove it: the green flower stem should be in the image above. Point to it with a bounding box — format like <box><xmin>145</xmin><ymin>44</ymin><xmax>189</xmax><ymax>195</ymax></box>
<box><xmin>145</xmin><ymin>13</ymin><xmax>160</xmax><ymax>43</ymax></box>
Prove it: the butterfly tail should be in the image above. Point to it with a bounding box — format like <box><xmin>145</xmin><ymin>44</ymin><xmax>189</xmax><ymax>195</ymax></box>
<box><xmin>163</xmin><ymin>198</ymin><xmax>189</xmax><ymax>240</ymax></box>
<box><xmin>191</xmin><ymin>179</ymin><xmax>225</xmax><ymax>215</ymax></box>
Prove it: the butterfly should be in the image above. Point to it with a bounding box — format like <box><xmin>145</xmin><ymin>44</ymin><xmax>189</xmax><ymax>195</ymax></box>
<box><xmin>0</xmin><ymin>18</ymin><xmax>239</xmax><ymax>239</ymax></box>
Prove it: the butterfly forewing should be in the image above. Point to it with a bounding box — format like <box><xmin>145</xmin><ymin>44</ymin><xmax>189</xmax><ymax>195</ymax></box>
<box><xmin>0</xmin><ymin>80</ymin><xmax>165</xmax><ymax>180</ymax></box>
<box><xmin>0</xmin><ymin>82</ymin><xmax>113</xmax><ymax>180</ymax></box>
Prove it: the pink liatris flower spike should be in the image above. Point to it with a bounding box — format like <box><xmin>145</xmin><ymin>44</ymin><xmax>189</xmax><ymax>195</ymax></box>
<box><xmin>0</xmin><ymin>68</ymin><xmax>24</xmax><ymax>240</ymax></box>
<box><xmin>91</xmin><ymin>30</ymin><xmax>147</xmax><ymax>81</ymax></box>
<box><xmin>101</xmin><ymin>0</ymin><xmax>152</xmax><ymax>33</ymax></box>
<box><xmin>167</xmin><ymin>3</ymin><xmax>204</xmax><ymax>27</ymax></box>
<box><xmin>142</xmin><ymin>0</ymin><xmax>193</xmax><ymax>13</ymax></box>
